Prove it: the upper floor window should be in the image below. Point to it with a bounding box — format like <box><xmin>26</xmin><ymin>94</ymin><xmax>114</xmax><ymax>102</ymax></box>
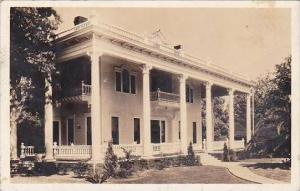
<box><xmin>186</xmin><ymin>84</ymin><xmax>194</xmax><ymax>103</ymax></box>
<box><xmin>115</xmin><ymin>67</ymin><xmax>136</xmax><ymax>94</ymax></box>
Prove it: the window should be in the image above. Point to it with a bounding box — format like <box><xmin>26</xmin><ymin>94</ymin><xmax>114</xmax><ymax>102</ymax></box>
<box><xmin>115</xmin><ymin>68</ymin><xmax>136</xmax><ymax>94</ymax></box>
<box><xmin>134</xmin><ymin>118</ymin><xmax>140</xmax><ymax>144</ymax></box>
<box><xmin>131</xmin><ymin>75</ymin><xmax>136</xmax><ymax>94</ymax></box>
<box><xmin>53</xmin><ymin>121</ymin><xmax>60</xmax><ymax>145</ymax></box>
<box><xmin>186</xmin><ymin>84</ymin><xmax>194</xmax><ymax>103</ymax></box>
<box><xmin>115</xmin><ymin>72</ymin><xmax>121</xmax><ymax>92</ymax></box>
<box><xmin>161</xmin><ymin>121</ymin><xmax>166</xmax><ymax>143</ymax></box>
<box><xmin>193</xmin><ymin>122</ymin><xmax>197</xmax><ymax>144</ymax></box>
<box><xmin>111</xmin><ymin>117</ymin><xmax>119</xmax><ymax>145</ymax></box>
<box><xmin>86</xmin><ymin>117</ymin><xmax>92</xmax><ymax>145</ymax></box>
<box><xmin>178</xmin><ymin>121</ymin><xmax>181</xmax><ymax>140</ymax></box>
<box><xmin>67</xmin><ymin>118</ymin><xmax>74</xmax><ymax>145</ymax></box>
<box><xmin>122</xmin><ymin>69</ymin><xmax>130</xmax><ymax>93</ymax></box>
<box><xmin>151</xmin><ymin>120</ymin><xmax>166</xmax><ymax>143</ymax></box>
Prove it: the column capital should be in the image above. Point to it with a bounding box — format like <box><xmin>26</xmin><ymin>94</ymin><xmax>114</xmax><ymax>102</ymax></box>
<box><xmin>204</xmin><ymin>81</ymin><xmax>213</xmax><ymax>88</ymax></box>
<box><xmin>178</xmin><ymin>74</ymin><xmax>188</xmax><ymax>83</ymax></box>
<box><xmin>141</xmin><ymin>64</ymin><xmax>152</xmax><ymax>74</ymax></box>
<box><xmin>87</xmin><ymin>50</ymin><xmax>103</xmax><ymax>58</ymax></box>
<box><xmin>227</xmin><ymin>88</ymin><xmax>235</xmax><ymax>95</ymax></box>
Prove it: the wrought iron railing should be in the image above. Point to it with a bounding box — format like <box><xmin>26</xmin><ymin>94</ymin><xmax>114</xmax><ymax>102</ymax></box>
<box><xmin>150</xmin><ymin>89</ymin><xmax>180</xmax><ymax>103</ymax></box>
<box><xmin>62</xmin><ymin>81</ymin><xmax>91</xmax><ymax>98</ymax></box>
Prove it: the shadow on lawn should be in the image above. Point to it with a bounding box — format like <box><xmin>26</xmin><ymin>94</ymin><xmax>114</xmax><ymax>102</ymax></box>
<box><xmin>242</xmin><ymin>163</ymin><xmax>290</xmax><ymax>170</ymax></box>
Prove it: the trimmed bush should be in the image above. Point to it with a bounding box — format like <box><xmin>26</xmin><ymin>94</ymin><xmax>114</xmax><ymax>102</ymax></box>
<box><xmin>103</xmin><ymin>141</ymin><xmax>118</xmax><ymax>178</ymax></box>
<box><xmin>86</xmin><ymin>168</ymin><xmax>108</xmax><ymax>184</ymax></box>
<box><xmin>72</xmin><ymin>160</ymin><xmax>89</xmax><ymax>177</ymax></box>
<box><xmin>186</xmin><ymin>142</ymin><xmax>197</xmax><ymax>166</ymax></box>
<box><xmin>223</xmin><ymin>143</ymin><xmax>230</xmax><ymax>162</ymax></box>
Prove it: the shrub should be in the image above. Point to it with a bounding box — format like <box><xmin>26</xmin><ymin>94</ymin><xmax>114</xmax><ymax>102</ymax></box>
<box><xmin>116</xmin><ymin>147</ymin><xmax>137</xmax><ymax>178</ymax></box>
<box><xmin>86</xmin><ymin>168</ymin><xmax>108</xmax><ymax>184</ymax></box>
<box><xmin>73</xmin><ymin>161</ymin><xmax>89</xmax><ymax>178</ymax></box>
<box><xmin>229</xmin><ymin>149</ymin><xmax>237</xmax><ymax>161</ymax></box>
<box><xmin>223</xmin><ymin>143</ymin><xmax>230</xmax><ymax>162</ymax></box>
<box><xmin>186</xmin><ymin>142</ymin><xmax>197</xmax><ymax>166</ymax></box>
<box><xmin>103</xmin><ymin>141</ymin><xmax>118</xmax><ymax>178</ymax></box>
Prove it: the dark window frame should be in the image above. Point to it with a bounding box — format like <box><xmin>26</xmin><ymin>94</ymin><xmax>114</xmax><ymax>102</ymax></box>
<box><xmin>134</xmin><ymin>118</ymin><xmax>140</xmax><ymax>144</ymax></box>
<box><xmin>111</xmin><ymin>116</ymin><xmax>119</xmax><ymax>145</ymax></box>
<box><xmin>115</xmin><ymin>67</ymin><xmax>137</xmax><ymax>94</ymax></box>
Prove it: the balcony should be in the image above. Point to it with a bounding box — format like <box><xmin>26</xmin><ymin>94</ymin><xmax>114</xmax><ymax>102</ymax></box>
<box><xmin>150</xmin><ymin>89</ymin><xmax>180</xmax><ymax>109</ymax></box>
<box><xmin>60</xmin><ymin>81</ymin><xmax>91</xmax><ymax>104</ymax></box>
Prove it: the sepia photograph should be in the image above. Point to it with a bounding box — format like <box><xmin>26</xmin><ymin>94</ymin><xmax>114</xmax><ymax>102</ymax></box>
<box><xmin>0</xmin><ymin>1</ymin><xmax>299</xmax><ymax>190</ymax></box>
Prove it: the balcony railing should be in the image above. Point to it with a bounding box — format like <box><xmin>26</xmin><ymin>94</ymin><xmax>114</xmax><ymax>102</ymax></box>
<box><xmin>150</xmin><ymin>89</ymin><xmax>180</xmax><ymax>103</ymax></box>
<box><xmin>60</xmin><ymin>81</ymin><xmax>91</xmax><ymax>102</ymax></box>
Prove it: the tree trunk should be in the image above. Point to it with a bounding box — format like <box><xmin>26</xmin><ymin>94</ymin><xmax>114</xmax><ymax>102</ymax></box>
<box><xmin>10</xmin><ymin>120</ymin><xmax>18</xmax><ymax>160</ymax></box>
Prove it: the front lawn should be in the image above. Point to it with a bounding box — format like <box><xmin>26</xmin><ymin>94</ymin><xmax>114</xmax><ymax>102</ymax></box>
<box><xmin>106</xmin><ymin>166</ymin><xmax>254</xmax><ymax>184</ymax></box>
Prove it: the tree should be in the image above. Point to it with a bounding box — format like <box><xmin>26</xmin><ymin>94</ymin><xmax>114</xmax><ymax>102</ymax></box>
<box><xmin>103</xmin><ymin>141</ymin><xmax>118</xmax><ymax>178</ymax></box>
<box><xmin>201</xmin><ymin>96</ymin><xmax>229</xmax><ymax>141</ymax></box>
<box><xmin>212</xmin><ymin>97</ymin><xmax>229</xmax><ymax>141</ymax></box>
<box><xmin>234</xmin><ymin>93</ymin><xmax>246</xmax><ymax>140</ymax></box>
<box><xmin>10</xmin><ymin>8</ymin><xmax>61</xmax><ymax>159</ymax></box>
<box><xmin>247</xmin><ymin>56</ymin><xmax>291</xmax><ymax>157</ymax></box>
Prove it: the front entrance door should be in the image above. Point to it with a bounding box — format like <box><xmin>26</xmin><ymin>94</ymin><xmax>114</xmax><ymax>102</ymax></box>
<box><xmin>86</xmin><ymin>116</ymin><xmax>92</xmax><ymax>145</ymax></box>
<box><xmin>151</xmin><ymin>120</ymin><xmax>161</xmax><ymax>143</ymax></box>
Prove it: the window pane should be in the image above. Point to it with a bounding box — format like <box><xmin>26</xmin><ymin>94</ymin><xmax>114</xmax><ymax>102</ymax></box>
<box><xmin>193</xmin><ymin>122</ymin><xmax>197</xmax><ymax>144</ymax></box>
<box><xmin>111</xmin><ymin>117</ymin><xmax>119</xmax><ymax>144</ymax></box>
<box><xmin>161</xmin><ymin>121</ymin><xmax>165</xmax><ymax>143</ymax></box>
<box><xmin>190</xmin><ymin>89</ymin><xmax>194</xmax><ymax>103</ymax></box>
<box><xmin>134</xmin><ymin>118</ymin><xmax>140</xmax><ymax>144</ymax></box>
<box><xmin>122</xmin><ymin>69</ymin><xmax>130</xmax><ymax>93</ymax></box>
<box><xmin>87</xmin><ymin>117</ymin><xmax>92</xmax><ymax>145</ymax></box>
<box><xmin>178</xmin><ymin>121</ymin><xmax>181</xmax><ymax>140</ymax></box>
<box><xmin>186</xmin><ymin>85</ymin><xmax>189</xmax><ymax>102</ymax></box>
<box><xmin>116</xmin><ymin>72</ymin><xmax>121</xmax><ymax>92</ymax></box>
<box><xmin>131</xmin><ymin>75</ymin><xmax>136</xmax><ymax>94</ymax></box>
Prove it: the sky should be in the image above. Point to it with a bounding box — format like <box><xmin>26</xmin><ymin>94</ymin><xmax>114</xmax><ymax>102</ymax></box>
<box><xmin>54</xmin><ymin>7</ymin><xmax>291</xmax><ymax>81</ymax></box>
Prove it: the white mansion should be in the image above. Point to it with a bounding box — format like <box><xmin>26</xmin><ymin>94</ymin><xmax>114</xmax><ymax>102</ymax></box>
<box><xmin>35</xmin><ymin>16</ymin><xmax>254</xmax><ymax>162</ymax></box>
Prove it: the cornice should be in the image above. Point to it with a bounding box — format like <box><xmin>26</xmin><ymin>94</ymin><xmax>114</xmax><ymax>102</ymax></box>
<box><xmin>55</xmin><ymin>21</ymin><xmax>254</xmax><ymax>88</ymax></box>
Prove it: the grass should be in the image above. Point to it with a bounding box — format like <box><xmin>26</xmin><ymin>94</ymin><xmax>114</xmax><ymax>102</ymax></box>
<box><xmin>106</xmin><ymin>166</ymin><xmax>254</xmax><ymax>184</ymax></box>
<box><xmin>11</xmin><ymin>166</ymin><xmax>254</xmax><ymax>184</ymax></box>
<box><xmin>239</xmin><ymin>158</ymin><xmax>291</xmax><ymax>183</ymax></box>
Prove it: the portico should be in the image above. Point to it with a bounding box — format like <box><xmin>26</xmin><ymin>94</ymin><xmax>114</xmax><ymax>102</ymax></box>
<box><xmin>40</xmin><ymin>17</ymin><xmax>254</xmax><ymax>162</ymax></box>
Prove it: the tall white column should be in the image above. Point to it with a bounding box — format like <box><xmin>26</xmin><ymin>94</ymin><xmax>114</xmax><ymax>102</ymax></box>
<box><xmin>179</xmin><ymin>74</ymin><xmax>188</xmax><ymax>154</ymax></box>
<box><xmin>228</xmin><ymin>88</ymin><xmax>235</xmax><ymax>149</ymax></box>
<box><xmin>91</xmin><ymin>48</ymin><xmax>102</xmax><ymax>165</ymax></box>
<box><xmin>246</xmin><ymin>93</ymin><xmax>251</xmax><ymax>143</ymax></box>
<box><xmin>205</xmin><ymin>82</ymin><xmax>213</xmax><ymax>151</ymax></box>
<box><xmin>142</xmin><ymin>64</ymin><xmax>152</xmax><ymax>157</ymax></box>
<box><xmin>44</xmin><ymin>75</ymin><xmax>54</xmax><ymax>160</ymax></box>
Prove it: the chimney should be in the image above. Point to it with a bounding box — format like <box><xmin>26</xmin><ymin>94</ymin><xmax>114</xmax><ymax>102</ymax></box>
<box><xmin>73</xmin><ymin>16</ymin><xmax>88</xmax><ymax>26</ymax></box>
<box><xmin>174</xmin><ymin>45</ymin><xmax>182</xmax><ymax>50</ymax></box>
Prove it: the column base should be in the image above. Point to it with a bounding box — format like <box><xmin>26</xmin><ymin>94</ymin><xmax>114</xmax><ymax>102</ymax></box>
<box><xmin>44</xmin><ymin>157</ymin><xmax>56</xmax><ymax>162</ymax></box>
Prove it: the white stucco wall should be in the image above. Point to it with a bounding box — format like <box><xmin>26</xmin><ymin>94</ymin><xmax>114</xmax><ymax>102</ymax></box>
<box><xmin>54</xmin><ymin>55</ymin><xmax>203</xmax><ymax>147</ymax></box>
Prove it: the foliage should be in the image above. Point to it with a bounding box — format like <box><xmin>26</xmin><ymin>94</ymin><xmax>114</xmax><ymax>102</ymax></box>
<box><xmin>234</xmin><ymin>94</ymin><xmax>247</xmax><ymax>140</ymax></box>
<box><xmin>246</xmin><ymin>56</ymin><xmax>291</xmax><ymax>158</ymax></box>
<box><xmin>116</xmin><ymin>148</ymin><xmax>137</xmax><ymax>178</ymax></box>
<box><xmin>72</xmin><ymin>161</ymin><xmax>89</xmax><ymax>178</ymax></box>
<box><xmin>223</xmin><ymin>143</ymin><xmax>237</xmax><ymax>162</ymax></box>
<box><xmin>223</xmin><ymin>143</ymin><xmax>229</xmax><ymax>162</ymax></box>
<box><xmin>10</xmin><ymin>7</ymin><xmax>61</xmax><ymax>158</ymax></box>
<box><xmin>103</xmin><ymin>141</ymin><xmax>118</xmax><ymax>178</ymax></box>
<box><xmin>186</xmin><ymin>142</ymin><xmax>197</xmax><ymax>166</ymax></box>
<box><xmin>201</xmin><ymin>97</ymin><xmax>229</xmax><ymax>141</ymax></box>
<box><xmin>86</xmin><ymin>168</ymin><xmax>108</xmax><ymax>184</ymax></box>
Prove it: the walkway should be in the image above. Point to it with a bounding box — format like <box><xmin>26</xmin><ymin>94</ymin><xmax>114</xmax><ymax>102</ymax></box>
<box><xmin>199</xmin><ymin>153</ymin><xmax>287</xmax><ymax>184</ymax></box>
